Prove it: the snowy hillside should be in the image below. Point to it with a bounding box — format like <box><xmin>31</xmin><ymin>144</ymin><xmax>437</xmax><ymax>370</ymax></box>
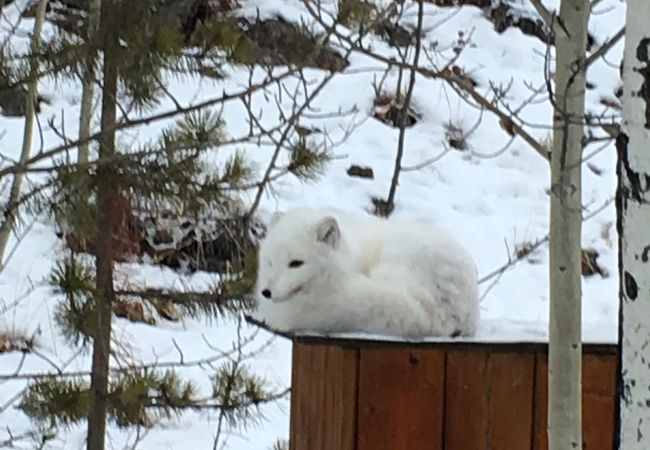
<box><xmin>0</xmin><ymin>0</ymin><xmax>626</xmax><ymax>448</ymax></box>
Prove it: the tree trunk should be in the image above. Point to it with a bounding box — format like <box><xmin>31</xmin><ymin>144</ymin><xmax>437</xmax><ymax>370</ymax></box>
<box><xmin>78</xmin><ymin>0</ymin><xmax>102</xmax><ymax>165</ymax></box>
<box><xmin>86</xmin><ymin>0</ymin><xmax>119</xmax><ymax>448</ymax></box>
<box><xmin>0</xmin><ymin>0</ymin><xmax>48</xmax><ymax>270</ymax></box>
<box><xmin>616</xmin><ymin>1</ymin><xmax>650</xmax><ymax>447</ymax></box>
<box><xmin>548</xmin><ymin>1</ymin><xmax>590</xmax><ymax>449</ymax></box>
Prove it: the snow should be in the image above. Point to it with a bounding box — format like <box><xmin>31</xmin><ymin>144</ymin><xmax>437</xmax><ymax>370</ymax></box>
<box><xmin>0</xmin><ymin>0</ymin><xmax>626</xmax><ymax>448</ymax></box>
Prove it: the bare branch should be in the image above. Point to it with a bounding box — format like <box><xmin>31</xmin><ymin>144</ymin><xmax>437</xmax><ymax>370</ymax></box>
<box><xmin>528</xmin><ymin>0</ymin><xmax>555</xmax><ymax>29</ymax></box>
<box><xmin>0</xmin><ymin>0</ymin><xmax>49</xmax><ymax>269</ymax></box>
<box><xmin>302</xmin><ymin>2</ymin><xmax>551</xmax><ymax>162</ymax></box>
<box><xmin>0</xmin><ymin>69</ymin><xmax>300</xmax><ymax>180</ymax></box>
<box><xmin>383</xmin><ymin>0</ymin><xmax>425</xmax><ymax>215</ymax></box>
<box><xmin>584</xmin><ymin>27</ymin><xmax>625</xmax><ymax>68</ymax></box>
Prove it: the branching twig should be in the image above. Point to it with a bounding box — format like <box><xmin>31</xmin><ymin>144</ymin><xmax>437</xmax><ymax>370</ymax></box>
<box><xmin>0</xmin><ymin>69</ymin><xmax>300</xmax><ymax>180</ymax></box>
<box><xmin>528</xmin><ymin>0</ymin><xmax>555</xmax><ymax>29</ymax></box>
<box><xmin>382</xmin><ymin>0</ymin><xmax>425</xmax><ymax>216</ymax></box>
<box><xmin>584</xmin><ymin>27</ymin><xmax>625</xmax><ymax>68</ymax></box>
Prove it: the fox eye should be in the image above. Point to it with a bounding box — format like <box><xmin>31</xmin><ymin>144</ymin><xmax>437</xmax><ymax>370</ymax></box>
<box><xmin>288</xmin><ymin>260</ymin><xmax>304</xmax><ymax>268</ymax></box>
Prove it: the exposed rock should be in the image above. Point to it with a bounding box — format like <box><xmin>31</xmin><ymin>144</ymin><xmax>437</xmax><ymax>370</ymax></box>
<box><xmin>139</xmin><ymin>212</ymin><xmax>262</xmax><ymax>273</ymax></box>
<box><xmin>445</xmin><ymin>123</ymin><xmax>468</xmax><ymax>151</ymax></box>
<box><xmin>371</xmin><ymin>196</ymin><xmax>393</xmax><ymax>217</ymax></box>
<box><xmin>374</xmin><ymin>20</ymin><xmax>416</xmax><ymax>48</ymax></box>
<box><xmin>581</xmin><ymin>248</ymin><xmax>608</xmax><ymax>278</ymax></box>
<box><xmin>0</xmin><ymin>332</ymin><xmax>34</xmax><ymax>354</ymax></box>
<box><xmin>60</xmin><ymin>193</ymin><xmax>263</xmax><ymax>274</ymax></box>
<box><xmin>347</xmin><ymin>165</ymin><xmax>374</xmax><ymax>179</ymax></box>
<box><xmin>62</xmin><ymin>193</ymin><xmax>144</xmax><ymax>262</ymax></box>
<box><xmin>373</xmin><ymin>95</ymin><xmax>419</xmax><ymax>128</ymax></box>
<box><xmin>238</xmin><ymin>17</ymin><xmax>349</xmax><ymax>71</ymax></box>
<box><xmin>0</xmin><ymin>88</ymin><xmax>49</xmax><ymax>117</ymax></box>
<box><xmin>114</xmin><ymin>299</ymin><xmax>156</xmax><ymax>325</ymax></box>
<box><xmin>423</xmin><ymin>0</ymin><xmax>595</xmax><ymax>50</ymax></box>
<box><xmin>0</xmin><ymin>66</ymin><xmax>50</xmax><ymax>117</ymax></box>
<box><xmin>19</xmin><ymin>0</ymin><xmax>238</xmax><ymax>40</ymax></box>
<box><xmin>424</xmin><ymin>0</ymin><xmax>490</xmax><ymax>6</ymax></box>
<box><xmin>489</xmin><ymin>2</ymin><xmax>551</xmax><ymax>45</ymax></box>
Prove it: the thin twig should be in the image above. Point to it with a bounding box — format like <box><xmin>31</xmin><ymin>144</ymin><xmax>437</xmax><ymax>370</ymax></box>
<box><xmin>584</xmin><ymin>27</ymin><xmax>625</xmax><ymax>68</ymax></box>
<box><xmin>383</xmin><ymin>0</ymin><xmax>425</xmax><ymax>215</ymax></box>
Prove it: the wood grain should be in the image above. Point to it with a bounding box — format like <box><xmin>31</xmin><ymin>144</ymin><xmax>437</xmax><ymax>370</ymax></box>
<box><xmin>533</xmin><ymin>351</ymin><xmax>617</xmax><ymax>450</ymax></box>
<box><xmin>582</xmin><ymin>353</ymin><xmax>617</xmax><ymax>450</ymax></box>
<box><xmin>289</xmin><ymin>340</ymin><xmax>617</xmax><ymax>450</ymax></box>
<box><xmin>289</xmin><ymin>342</ymin><xmax>359</xmax><ymax>450</ymax></box>
<box><xmin>486</xmin><ymin>352</ymin><xmax>536</xmax><ymax>450</ymax></box>
<box><xmin>445</xmin><ymin>349</ymin><xmax>490</xmax><ymax>450</ymax></box>
<box><xmin>357</xmin><ymin>347</ymin><xmax>446</xmax><ymax>450</ymax></box>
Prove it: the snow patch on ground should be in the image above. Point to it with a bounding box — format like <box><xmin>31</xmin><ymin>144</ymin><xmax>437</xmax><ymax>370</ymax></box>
<box><xmin>0</xmin><ymin>0</ymin><xmax>625</xmax><ymax>447</ymax></box>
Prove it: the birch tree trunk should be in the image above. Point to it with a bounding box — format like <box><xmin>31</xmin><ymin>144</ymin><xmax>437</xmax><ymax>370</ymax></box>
<box><xmin>78</xmin><ymin>0</ymin><xmax>102</xmax><ymax>165</ymax></box>
<box><xmin>86</xmin><ymin>0</ymin><xmax>119</xmax><ymax>448</ymax></box>
<box><xmin>548</xmin><ymin>1</ymin><xmax>590</xmax><ymax>449</ymax></box>
<box><xmin>0</xmin><ymin>0</ymin><xmax>48</xmax><ymax>270</ymax></box>
<box><xmin>616</xmin><ymin>1</ymin><xmax>650</xmax><ymax>446</ymax></box>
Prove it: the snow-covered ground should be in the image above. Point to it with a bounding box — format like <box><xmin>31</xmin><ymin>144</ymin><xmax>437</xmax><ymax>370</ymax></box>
<box><xmin>0</xmin><ymin>0</ymin><xmax>626</xmax><ymax>448</ymax></box>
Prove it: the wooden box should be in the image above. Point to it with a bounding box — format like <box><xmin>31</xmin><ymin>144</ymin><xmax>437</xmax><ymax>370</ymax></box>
<box><xmin>289</xmin><ymin>337</ymin><xmax>617</xmax><ymax>450</ymax></box>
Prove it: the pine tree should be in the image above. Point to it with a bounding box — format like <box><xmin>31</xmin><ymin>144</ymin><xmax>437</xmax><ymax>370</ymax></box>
<box><xmin>86</xmin><ymin>0</ymin><xmax>120</xmax><ymax>447</ymax></box>
<box><xmin>2</xmin><ymin>0</ymin><xmax>336</xmax><ymax>446</ymax></box>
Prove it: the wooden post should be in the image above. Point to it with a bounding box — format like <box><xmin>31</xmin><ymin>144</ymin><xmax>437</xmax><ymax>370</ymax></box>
<box><xmin>289</xmin><ymin>339</ymin><xmax>617</xmax><ymax>450</ymax></box>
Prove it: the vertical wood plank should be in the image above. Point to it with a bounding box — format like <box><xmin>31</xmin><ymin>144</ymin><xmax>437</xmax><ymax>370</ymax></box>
<box><xmin>445</xmin><ymin>350</ymin><xmax>535</xmax><ymax>450</ymax></box>
<box><xmin>487</xmin><ymin>352</ymin><xmax>536</xmax><ymax>450</ymax></box>
<box><xmin>445</xmin><ymin>350</ymin><xmax>489</xmax><ymax>450</ymax></box>
<box><xmin>357</xmin><ymin>347</ymin><xmax>445</xmax><ymax>450</ymax></box>
<box><xmin>289</xmin><ymin>342</ymin><xmax>359</xmax><ymax>450</ymax></box>
<box><xmin>533</xmin><ymin>352</ymin><xmax>548</xmax><ymax>450</ymax></box>
<box><xmin>582</xmin><ymin>353</ymin><xmax>617</xmax><ymax>450</ymax></box>
<box><xmin>533</xmin><ymin>350</ymin><xmax>618</xmax><ymax>450</ymax></box>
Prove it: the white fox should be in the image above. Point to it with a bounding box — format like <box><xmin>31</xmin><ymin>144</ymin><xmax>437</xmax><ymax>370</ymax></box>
<box><xmin>254</xmin><ymin>208</ymin><xmax>479</xmax><ymax>338</ymax></box>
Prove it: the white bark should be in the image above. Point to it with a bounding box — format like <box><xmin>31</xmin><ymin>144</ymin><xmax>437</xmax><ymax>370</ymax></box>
<box><xmin>78</xmin><ymin>0</ymin><xmax>101</xmax><ymax>165</ymax></box>
<box><xmin>548</xmin><ymin>1</ymin><xmax>590</xmax><ymax>449</ymax></box>
<box><xmin>0</xmin><ymin>0</ymin><xmax>49</xmax><ymax>270</ymax></box>
<box><xmin>617</xmin><ymin>0</ymin><xmax>650</xmax><ymax>446</ymax></box>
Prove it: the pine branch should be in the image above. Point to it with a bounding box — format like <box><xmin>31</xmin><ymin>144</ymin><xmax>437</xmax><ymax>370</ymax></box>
<box><xmin>142</xmin><ymin>387</ymin><xmax>290</xmax><ymax>411</ymax></box>
<box><xmin>117</xmin><ymin>287</ymin><xmax>253</xmax><ymax>320</ymax></box>
<box><xmin>244</xmin><ymin>314</ymin><xmax>295</xmax><ymax>340</ymax></box>
<box><xmin>0</xmin><ymin>69</ymin><xmax>299</xmax><ymax>180</ymax></box>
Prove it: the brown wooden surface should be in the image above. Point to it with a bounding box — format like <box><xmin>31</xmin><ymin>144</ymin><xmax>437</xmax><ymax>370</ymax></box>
<box><xmin>357</xmin><ymin>347</ymin><xmax>445</xmax><ymax>450</ymax></box>
<box><xmin>289</xmin><ymin>343</ymin><xmax>359</xmax><ymax>450</ymax></box>
<box><xmin>532</xmin><ymin>352</ymin><xmax>548</xmax><ymax>450</ymax></box>
<box><xmin>533</xmin><ymin>352</ymin><xmax>617</xmax><ymax>450</ymax></box>
<box><xmin>444</xmin><ymin>350</ymin><xmax>535</xmax><ymax>450</ymax></box>
<box><xmin>486</xmin><ymin>352</ymin><xmax>536</xmax><ymax>450</ymax></box>
<box><xmin>445</xmin><ymin>350</ymin><xmax>490</xmax><ymax>450</ymax></box>
<box><xmin>290</xmin><ymin>340</ymin><xmax>618</xmax><ymax>450</ymax></box>
<box><xmin>582</xmin><ymin>353</ymin><xmax>617</xmax><ymax>450</ymax></box>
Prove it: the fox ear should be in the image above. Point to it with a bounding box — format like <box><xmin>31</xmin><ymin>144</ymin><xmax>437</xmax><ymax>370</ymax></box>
<box><xmin>316</xmin><ymin>216</ymin><xmax>340</xmax><ymax>249</ymax></box>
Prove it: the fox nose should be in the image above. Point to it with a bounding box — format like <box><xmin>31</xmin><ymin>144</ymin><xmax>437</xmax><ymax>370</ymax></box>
<box><xmin>261</xmin><ymin>289</ymin><xmax>272</xmax><ymax>299</ymax></box>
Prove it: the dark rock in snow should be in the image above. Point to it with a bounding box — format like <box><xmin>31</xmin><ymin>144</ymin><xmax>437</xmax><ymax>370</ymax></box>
<box><xmin>347</xmin><ymin>165</ymin><xmax>375</xmax><ymax>179</ymax></box>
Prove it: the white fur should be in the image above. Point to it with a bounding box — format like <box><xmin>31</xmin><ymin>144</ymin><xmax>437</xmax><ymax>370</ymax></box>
<box><xmin>255</xmin><ymin>208</ymin><xmax>480</xmax><ymax>337</ymax></box>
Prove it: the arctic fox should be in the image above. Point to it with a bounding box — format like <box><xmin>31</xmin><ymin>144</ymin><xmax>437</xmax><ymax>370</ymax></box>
<box><xmin>255</xmin><ymin>208</ymin><xmax>479</xmax><ymax>338</ymax></box>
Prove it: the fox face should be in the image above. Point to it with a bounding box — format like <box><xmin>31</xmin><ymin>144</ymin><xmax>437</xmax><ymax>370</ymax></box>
<box><xmin>256</xmin><ymin>213</ymin><xmax>340</xmax><ymax>303</ymax></box>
